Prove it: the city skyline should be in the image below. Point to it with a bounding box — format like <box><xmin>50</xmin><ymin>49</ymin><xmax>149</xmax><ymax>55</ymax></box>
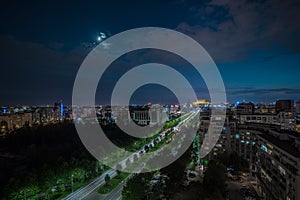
<box><xmin>1</xmin><ymin>1</ymin><xmax>300</xmax><ymax>199</ymax></box>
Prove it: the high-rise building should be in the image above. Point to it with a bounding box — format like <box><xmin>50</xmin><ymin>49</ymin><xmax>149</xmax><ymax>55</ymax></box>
<box><xmin>296</xmin><ymin>100</ymin><xmax>300</xmax><ymax>133</ymax></box>
<box><xmin>236</xmin><ymin>102</ymin><xmax>255</xmax><ymax>115</ymax></box>
<box><xmin>199</xmin><ymin>108</ymin><xmax>234</xmax><ymax>157</ymax></box>
<box><xmin>237</xmin><ymin>100</ymin><xmax>296</xmax><ymax>132</ymax></box>
<box><xmin>275</xmin><ymin>100</ymin><xmax>294</xmax><ymax>113</ymax></box>
<box><xmin>296</xmin><ymin>100</ymin><xmax>300</xmax><ymax>122</ymax></box>
<box><xmin>278</xmin><ymin>111</ymin><xmax>296</xmax><ymax>131</ymax></box>
<box><xmin>230</xmin><ymin>122</ymin><xmax>300</xmax><ymax>200</ymax></box>
<box><xmin>232</xmin><ymin>126</ymin><xmax>258</xmax><ymax>176</ymax></box>
<box><xmin>256</xmin><ymin>132</ymin><xmax>300</xmax><ymax>200</ymax></box>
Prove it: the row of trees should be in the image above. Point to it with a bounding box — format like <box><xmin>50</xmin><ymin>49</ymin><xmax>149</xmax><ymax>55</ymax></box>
<box><xmin>4</xmin><ymin>157</ymin><xmax>106</xmax><ymax>199</ymax></box>
<box><xmin>0</xmin><ymin>122</ymin><xmax>128</xmax><ymax>199</ymax></box>
<box><xmin>181</xmin><ymin>151</ymin><xmax>248</xmax><ymax>200</ymax></box>
<box><xmin>122</xmin><ymin>146</ymin><xmax>192</xmax><ymax>199</ymax></box>
<box><xmin>122</xmin><ymin>172</ymin><xmax>155</xmax><ymax>200</ymax></box>
<box><xmin>201</xmin><ymin>160</ymin><xmax>227</xmax><ymax>199</ymax></box>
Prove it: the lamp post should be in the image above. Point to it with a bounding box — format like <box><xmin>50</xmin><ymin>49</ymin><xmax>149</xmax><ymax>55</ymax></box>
<box><xmin>71</xmin><ymin>174</ymin><xmax>74</xmax><ymax>192</ymax></box>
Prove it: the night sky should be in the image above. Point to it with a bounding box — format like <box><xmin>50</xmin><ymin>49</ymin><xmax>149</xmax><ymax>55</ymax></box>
<box><xmin>1</xmin><ymin>0</ymin><xmax>300</xmax><ymax>105</ymax></box>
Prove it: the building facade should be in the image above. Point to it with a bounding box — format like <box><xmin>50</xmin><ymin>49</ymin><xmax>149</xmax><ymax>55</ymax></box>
<box><xmin>256</xmin><ymin>132</ymin><xmax>300</xmax><ymax>200</ymax></box>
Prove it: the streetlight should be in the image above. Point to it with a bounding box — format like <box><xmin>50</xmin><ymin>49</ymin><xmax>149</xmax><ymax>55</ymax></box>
<box><xmin>71</xmin><ymin>174</ymin><xmax>74</xmax><ymax>192</ymax></box>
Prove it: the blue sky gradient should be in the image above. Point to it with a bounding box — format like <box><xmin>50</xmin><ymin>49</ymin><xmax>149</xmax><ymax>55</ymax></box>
<box><xmin>0</xmin><ymin>0</ymin><xmax>300</xmax><ymax>105</ymax></box>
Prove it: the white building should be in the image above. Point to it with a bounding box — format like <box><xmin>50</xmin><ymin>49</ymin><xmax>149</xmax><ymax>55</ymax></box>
<box><xmin>238</xmin><ymin>112</ymin><xmax>296</xmax><ymax>131</ymax></box>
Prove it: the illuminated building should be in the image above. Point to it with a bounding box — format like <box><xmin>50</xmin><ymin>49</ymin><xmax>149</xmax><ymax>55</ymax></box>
<box><xmin>0</xmin><ymin>105</ymin><xmax>64</xmax><ymax>135</ymax></box>
<box><xmin>130</xmin><ymin>105</ymin><xmax>167</xmax><ymax>126</ymax></box>
<box><xmin>296</xmin><ymin>101</ymin><xmax>300</xmax><ymax>131</ymax></box>
<box><xmin>192</xmin><ymin>99</ymin><xmax>210</xmax><ymax>107</ymax></box>
<box><xmin>230</xmin><ymin>122</ymin><xmax>300</xmax><ymax>200</ymax></box>
<box><xmin>231</xmin><ymin>125</ymin><xmax>259</xmax><ymax>176</ymax></box>
<box><xmin>131</xmin><ymin>109</ymin><xmax>150</xmax><ymax>126</ymax></box>
<box><xmin>238</xmin><ymin>112</ymin><xmax>296</xmax><ymax>132</ymax></box>
<box><xmin>296</xmin><ymin>100</ymin><xmax>300</xmax><ymax>117</ymax></box>
<box><xmin>236</xmin><ymin>102</ymin><xmax>255</xmax><ymax>115</ymax></box>
<box><xmin>199</xmin><ymin>107</ymin><xmax>232</xmax><ymax>157</ymax></box>
<box><xmin>0</xmin><ymin>112</ymin><xmax>32</xmax><ymax>133</ymax></box>
<box><xmin>256</xmin><ymin>132</ymin><xmax>300</xmax><ymax>200</ymax></box>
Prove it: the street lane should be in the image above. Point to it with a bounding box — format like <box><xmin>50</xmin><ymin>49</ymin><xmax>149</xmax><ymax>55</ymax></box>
<box><xmin>63</xmin><ymin>169</ymin><xmax>117</xmax><ymax>200</ymax></box>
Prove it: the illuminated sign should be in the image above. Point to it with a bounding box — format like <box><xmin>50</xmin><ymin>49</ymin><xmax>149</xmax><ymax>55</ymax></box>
<box><xmin>60</xmin><ymin>103</ymin><xmax>64</xmax><ymax>116</ymax></box>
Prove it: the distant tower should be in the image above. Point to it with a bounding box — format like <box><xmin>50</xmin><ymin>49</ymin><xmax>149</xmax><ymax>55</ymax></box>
<box><xmin>54</xmin><ymin>100</ymin><xmax>64</xmax><ymax>121</ymax></box>
<box><xmin>60</xmin><ymin>102</ymin><xmax>64</xmax><ymax>117</ymax></box>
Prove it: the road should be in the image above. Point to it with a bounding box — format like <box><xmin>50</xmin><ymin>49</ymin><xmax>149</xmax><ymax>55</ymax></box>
<box><xmin>64</xmin><ymin>111</ymin><xmax>199</xmax><ymax>200</ymax></box>
<box><xmin>102</xmin><ymin>177</ymin><xmax>128</xmax><ymax>200</ymax></box>
<box><xmin>63</xmin><ymin>169</ymin><xmax>117</xmax><ymax>200</ymax></box>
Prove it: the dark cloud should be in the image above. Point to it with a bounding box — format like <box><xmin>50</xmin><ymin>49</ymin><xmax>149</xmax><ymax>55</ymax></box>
<box><xmin>227</xmin><ymin>87</ymin><xmax>300</xmax><ymax>101</ymax></box>
<box><xmin>47</xmin><ymin>42</ymin><xmax>65</xmax><ymax>50</ymax></box>
<box><xmin>229</xmin><ymin>87</ymin><xmax>300</xmax><ymax>95</ymax></box>
<box><xmin>0</xmin><ymin>35</ymin><xmax>89</xmax><ymax>105</ymax></box>
<box><xmin>0</xmin><ymin>35</ymin><xmax>88</xmax><ymax>69</ymax></box>
<box><xmin>0</xmin><ymin>1</ymin><xmax>299</xmax><ymax>104</ymax></box>
<box><xmin>177</xmin><ymin>0</ymin><xmax>300</xmax><ymax>62</ymax></box>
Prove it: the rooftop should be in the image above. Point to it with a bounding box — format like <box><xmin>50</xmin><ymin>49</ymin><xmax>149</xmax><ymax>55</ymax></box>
<box><xmin>258</xmin><ymin>133</ymin><xmax>300</xmax><ymax>158</ymax></box>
